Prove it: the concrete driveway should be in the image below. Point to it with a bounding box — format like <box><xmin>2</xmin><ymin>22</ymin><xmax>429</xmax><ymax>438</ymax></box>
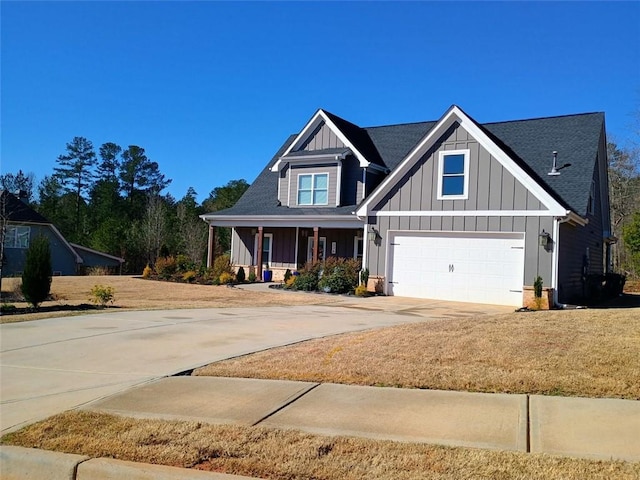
<box><xmin>0</xmin><ymin>296</ymin><xmax>511</xmax><ymax>433</ymax></box>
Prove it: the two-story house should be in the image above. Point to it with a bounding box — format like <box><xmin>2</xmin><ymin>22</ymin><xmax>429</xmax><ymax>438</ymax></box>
<box><xmin>201</xmin><ymin>105</ymin><xmax>612</xmax><ymax>307</ymax></box>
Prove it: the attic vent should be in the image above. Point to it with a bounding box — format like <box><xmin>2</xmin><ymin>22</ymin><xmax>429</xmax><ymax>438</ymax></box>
<box><xmin>548</xmin><ymin>151</ymin><xmax>561</xmax><ymax>176</ymax></box>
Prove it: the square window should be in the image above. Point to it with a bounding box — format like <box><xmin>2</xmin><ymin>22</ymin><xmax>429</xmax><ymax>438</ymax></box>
<box><xmin>298</xmin><ymin>173</ymin><xmax>329</xmax><ymax>206</ymax></box>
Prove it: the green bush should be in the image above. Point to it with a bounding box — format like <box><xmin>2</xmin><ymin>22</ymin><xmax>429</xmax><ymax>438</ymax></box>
<box><xmin>89</xmin><ymin>284</ymin><xmax>115</xmax><ymax>308</ymax></box>
<box><xmin>318</xmin><ymin>257</ymin><xmax>360</xmax><ymax>294</ymax></box>
<box><xmin>21</xmin><ymin>235</ymin><xmax>52</xmax><ymax>308</ymax></box>
<box><xmin>292</xmin><ymin>270</ymin><xmax>319</xmax><ymax>291</ymax></box>
<box><xmin>533</xmin><ymin>276</ymin><xmax>543</xmax><ymax>298</ymax></box>
<box><xmin>248</xmin><ymin>270</ymin><xmax>257</xmax><ymax>283</ymax></box>
<box><xmin>284</xmin><ymin>268</ymin><xmax>292</xmax><ymax>282</ymax></box>
<box><xmin>236</xmin><ymin>266</ymin><xmax>246</xmax><ymax>283</ymax></box>
<box><xmin>175</xmin><ymin>254</ymin><xmax>195</xmax><ymax>273</ymax></box>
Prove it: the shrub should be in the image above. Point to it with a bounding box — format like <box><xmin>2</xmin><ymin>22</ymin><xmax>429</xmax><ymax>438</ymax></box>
<box><xmin>533</xmin><ymin>276</ymin><xmax>543</xmax><ymax>298</ymax></box>
<box><xmin>355</xmin><ymin>284</ymin><xmax>368</xmax><ymax>297</ymax></box>
<box><xmin>21</xmin><ymin>235</ymin><xmax>52</xmax><ymax>308</ymax></box>
<box><xmin>176</xmin><ymin>254</ymin><xmax>195</xmax><ymax>273</ymax></box>
<box><xmin>1</xmin><ymin>303</ymin><xmax>16</xmax><ymax>313</ymax></box>
<box><xmin>89</xmin><ymin>284</ymin><xmax>115</xmax><ymax>308</ymax></box>
<box><xmin>292</xmin><ymin>271</ymin><xmax>318</xmax><ymax>291</ymax></box>
<box><xmin>155</xmin><ymin>256</ymin><xmax>177</xmax><ymax>279</ymax></box>
<box><xmin>182</xmin><ymin>270</ymin><xmax>197</xmax><ymax>282</ymax></box>
<box><xmin>284</xmin><ymin>275</ymin><xmax>296</xmax><ymax>289</ymax></box>
<box><xmin>87</xmin><ymin>266</ymin><xmax>110</xmax><ymax>276</ymax></box>
<box><xmin>236</xmin><ymin>266</ymin><xmax>246</xmax><ymax>283</ymax></box>
<box><xmin>248</xmin><ymin>269</ymin><xmax>257</xmax><ymax>283</ymax></box>
<box><xmin>318</xmin><ymin>257</ymin><xmax>360</xmax><ymax>294</ymax></box>
<box><xmin>219</xmin><ymin>272</ymin><xmax>236</xmax><ymax>285</ymax></box>
<box><xmin>319</xmin><ymin>264</ymin><xmax>355</xmax><ymax>294</ymax></box>
<box><xmin>211</xmin><ymin>254</ymin><xmax>234</xmax><ymax>281</ymax></box>
<box><xmin>360</xmin><ymin>268</ymin><xmax>369</xmax><ymax>286</ymax></box>
<box><xmin>142</xmin><ymin>264</ymin><xmax>153</xmax><ymax>278</ymax></box>
<box><xmin>284</xmin><ymin>269</ymin><xmax>292</xmax><ymax>282</ymax></box>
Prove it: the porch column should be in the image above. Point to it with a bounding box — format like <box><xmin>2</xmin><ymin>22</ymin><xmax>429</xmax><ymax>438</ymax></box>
<box><xmin>207</xmin><ymin>225</ymin><xmax>216</xmax><ymax>268</ymax></box>
<box><xmin>256</xmin><ymin>226</ymin><xmax>264</xmax><ymax>280</ymax></box>
<box><xmin>313</xmin><ymin>227</ymin><xmax>319</xmax><ymax>263</ymax></box>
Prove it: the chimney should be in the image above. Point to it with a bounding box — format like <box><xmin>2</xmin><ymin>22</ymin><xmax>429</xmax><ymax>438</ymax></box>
<box><xmin>18</xmin><ymin>190</ymin><xmax>29</xmax><ymax>204</ymax></box>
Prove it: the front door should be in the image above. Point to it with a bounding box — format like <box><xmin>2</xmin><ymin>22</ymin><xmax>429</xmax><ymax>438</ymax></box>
<box><xmin>307</xmin><ymin>236</ymin><xmax>326</xmax><ymax>263</ymax></box>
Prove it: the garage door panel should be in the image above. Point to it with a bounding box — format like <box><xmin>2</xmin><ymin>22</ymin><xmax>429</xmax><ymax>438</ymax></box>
<box><xmin>389</xmin><ymin>232</ymin><xmax>524</xmax><ymax>306</ymax></box>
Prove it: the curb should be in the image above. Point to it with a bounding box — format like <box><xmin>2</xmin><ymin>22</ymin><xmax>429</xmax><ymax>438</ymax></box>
<box><xmin>0</xmin><ymin>446</ymin><xmax>260</xmax><ymax>480</ymax></box>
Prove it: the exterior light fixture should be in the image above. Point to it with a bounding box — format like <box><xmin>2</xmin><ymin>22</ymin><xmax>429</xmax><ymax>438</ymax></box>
<box><xmin>539</xmin><ymin>230</ymin><xmax>551</xmax><ymax>248</ymax></box>
<box><xmin>368</xmin><ymin>226</ymin><xmax>379</xmax><ymax>242</ymax></box>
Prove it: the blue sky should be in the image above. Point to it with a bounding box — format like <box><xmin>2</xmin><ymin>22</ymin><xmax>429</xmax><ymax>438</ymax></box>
<box><xmin>2</xmin><ymin>1</ymin><xmax>639</xmax><ymax>203</ymax></box>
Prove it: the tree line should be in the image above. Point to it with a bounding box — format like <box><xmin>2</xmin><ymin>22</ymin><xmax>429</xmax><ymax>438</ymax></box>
<box><xmin>2</xmin><ymin>137</ymin><xmax>248</xmax><ymax>273</ymax></box>
<box><xmin>2</xmin><ymin>135</ymin><xmax>640</xmax><ymax>278</ymax></box>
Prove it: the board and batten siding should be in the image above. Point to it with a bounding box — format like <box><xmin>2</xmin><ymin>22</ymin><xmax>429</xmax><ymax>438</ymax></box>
<box><xmin>373</xmin><ymin>123</ymin><xmax>544</xmax><ymax>214</ymax></box>
<box><xmin>232</xmin><ymin>227</ymin><xmax>297</xmax><ymax>269</ymax></box>
<box><xmin>366</xmin><ymin>121</ymin><xmax>554</xmax><ymax>292</ymax></box>
<box><xmin>287</xmin><ymin>165</ymin><xmax>339</xmax><ymax>207</ymax></box>
<box><xmin>300</xmin><ymin>122</ymin><xmax>345</xmax><ymax>151</ymax></box>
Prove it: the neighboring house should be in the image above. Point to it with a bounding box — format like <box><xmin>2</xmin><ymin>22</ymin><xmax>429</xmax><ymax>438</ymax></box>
<box><xmin>200</xmin><ymin>105</ymin><xmax>612</xmax><ymax>307</ymax></box>
<box><xmin>1</xmin><ymin>190</ymin><xmax>124</xmax><ymax>276</ymax></box>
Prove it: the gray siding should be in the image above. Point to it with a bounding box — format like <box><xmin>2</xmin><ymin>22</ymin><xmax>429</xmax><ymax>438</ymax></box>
<box><xmin>300</xmin><ymin>122</ymin><xmax>345</xmax><ymax>151</ymax></box>
<box><xmin>4</xmin><ymin>224</ymin><xmax>78</xmax><ymax>276</ymax></box>
<box><xmin>341</xmin><ymin>156</ymin><xmax>363</xmax><ymax>206</ymax></box>
<box><xmin>365</xmin><ymin>122</ymin><xmax>555</xmax><ymax>293</ymax></box>
<box><xmin>366</xmin><ymin>215</ymin><xmax>553</xmax><ymax>289</ymax></box>
<box><xmin>557</xmin><ymin>159</ymin><xmax>605</xmax><ymax>303</ymax></box>
<box><xmin>287</xmin><ymin>164</ymin><xmax>339</xmax><ymax>207</ymax></box>
<box><xmin>373</xmin><ymin>123</ymin><xmax>544</xmax><ymax>214</ymax></box>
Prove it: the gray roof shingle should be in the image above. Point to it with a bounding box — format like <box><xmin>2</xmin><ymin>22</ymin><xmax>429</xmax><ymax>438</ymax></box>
<box><xmin>207</xmin><ymin>110</ymin><xmax>604</xmax><ymax>219</ymax></box>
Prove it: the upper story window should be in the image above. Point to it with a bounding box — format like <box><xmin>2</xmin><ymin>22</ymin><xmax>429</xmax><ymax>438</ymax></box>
<box><xmin>437</xmin><ymin>149</ymin><xmax>470</xmax><ymax>200</ymax></box>
<box><xmin>298</xmin><ymin>173</ymin><xmax>328</xmax><ymax>206</ymax></box>
<box><xmin>3</xmin><ymin>226</ymin><xmax>30</xmax><ymax>249</ymax></box>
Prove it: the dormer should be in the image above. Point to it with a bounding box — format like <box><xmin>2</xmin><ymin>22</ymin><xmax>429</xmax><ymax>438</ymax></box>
<box><xmin>272</xmin><ymin>109</ymin><xmax>387</xmax><ymax>208</ymax></box>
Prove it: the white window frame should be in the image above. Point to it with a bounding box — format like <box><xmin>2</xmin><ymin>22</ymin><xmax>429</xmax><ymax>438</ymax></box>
<box><xmin>3</xmin><ymin>225</ymin><xmax>30</xmax><ymax>249</ymax></box>
<box><xmin>307</xmin><ymin>236</ymin><xmax>326</xmax><ymax>262</ymax></box>
<box><xmin>254</xmin><ymin>233</ymin><xmax>273</xmax><ymax>267</ymax></box>
<box><xmin>353</xmin><ymin>235</ymin><xmax>363</xmax><ymax>260</ymax></box>
<box><xmin>297</xmin><ymin>172</ymin><xmax>329</xmax><ymax>206</ymax></box>
<box><xmin>437</xmin><ymin>149</ymin><xmax>470</xmax><ymax>200</ymax></box>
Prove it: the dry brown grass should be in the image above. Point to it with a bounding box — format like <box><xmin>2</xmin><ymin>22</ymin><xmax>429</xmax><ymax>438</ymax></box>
<box><xmin>195</xmin><ymin>309</ymin><xmax>640</xmax><ymax>399</ymax></box>
<box><xmin>3</xmin><ymin>411</ymin><xmax>638</xmax><ymax>480</ymax></box>
<box><xmin>0</xmin><ymin>276</ymin><xmax>335</xmax><ymax>323</ymax></box>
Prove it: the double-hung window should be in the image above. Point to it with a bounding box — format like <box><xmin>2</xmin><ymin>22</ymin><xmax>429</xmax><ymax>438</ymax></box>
<box><xmin>298</xmin><ymin>173</ymin><xmax>328</xmax><ymax>206</ymax></box>
<box><xmin>3</xmin><ymin>226</ymin><xmax>30</xmax><ymax>249</ymax></box>
<box><xmin>437</xmin><ymin>150</ymin><xmax>470</xmax><ymax>200</ymax></box>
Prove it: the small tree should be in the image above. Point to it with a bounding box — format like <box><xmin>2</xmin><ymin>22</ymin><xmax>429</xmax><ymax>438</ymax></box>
<box><xmin>21</xmin><ymin>235</ymin><xmax>52</xmax><ymax>308</ymax></box>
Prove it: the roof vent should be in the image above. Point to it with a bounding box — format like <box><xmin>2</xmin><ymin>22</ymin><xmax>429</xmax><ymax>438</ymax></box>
<box><xmin>548</xmin><ymin>151</ymin><xmax>561</xmax><ymax>176</ymax></box>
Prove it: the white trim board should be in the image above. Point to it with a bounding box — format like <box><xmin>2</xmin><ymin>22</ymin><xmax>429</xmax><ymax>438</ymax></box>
<box><xmin>373</xmin><ymin>210</ymin><xmax>552</xmax><ymax>217</ymax></box>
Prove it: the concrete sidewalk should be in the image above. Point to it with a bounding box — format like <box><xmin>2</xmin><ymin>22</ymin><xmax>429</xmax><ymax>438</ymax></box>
<box><xmin>86</xmin><ymin>376</ymin><xmax>640</xmax><ymax>462</ymax></box>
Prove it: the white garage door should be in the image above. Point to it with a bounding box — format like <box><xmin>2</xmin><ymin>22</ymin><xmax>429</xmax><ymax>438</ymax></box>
<box><xmin>388</xmin><ymin>232</ymin><xmax>525</xmax><ymax>306</ymax></box>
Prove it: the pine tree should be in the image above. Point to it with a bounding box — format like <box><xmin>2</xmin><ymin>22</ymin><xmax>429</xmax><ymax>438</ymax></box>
<box><xmin>54</xmin><ymin>137</ymin><xmax>97</xmax><ymax>239</ymax></box>
<box><xmin>21</xmin><ymin>235</ymin><xmax>52</xmax><ymax>308</ymax></box>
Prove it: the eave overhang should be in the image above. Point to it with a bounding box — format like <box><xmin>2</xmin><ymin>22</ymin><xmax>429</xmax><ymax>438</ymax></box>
<box><xmin>199</xmin><ymin>214</ymin><xmax>364</xmax><ymax>229</ymax></box>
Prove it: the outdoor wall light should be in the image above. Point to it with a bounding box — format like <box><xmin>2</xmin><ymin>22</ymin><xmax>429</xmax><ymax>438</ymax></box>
<box><xmin>539</xmin><ymin>230</ymin><xmax>552</xmax><ymax>248</ymax></box>
<box><xmin>368</xmin><ymin>227</ymin><xmax>379</xmax><ymax>242</ymax></box>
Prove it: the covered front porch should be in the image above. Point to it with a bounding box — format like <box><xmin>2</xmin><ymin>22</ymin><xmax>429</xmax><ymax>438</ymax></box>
<box><xmin>205</xmin><ymin>218</ymin><xmax>365</xmax><ymax>281</ymax></box>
